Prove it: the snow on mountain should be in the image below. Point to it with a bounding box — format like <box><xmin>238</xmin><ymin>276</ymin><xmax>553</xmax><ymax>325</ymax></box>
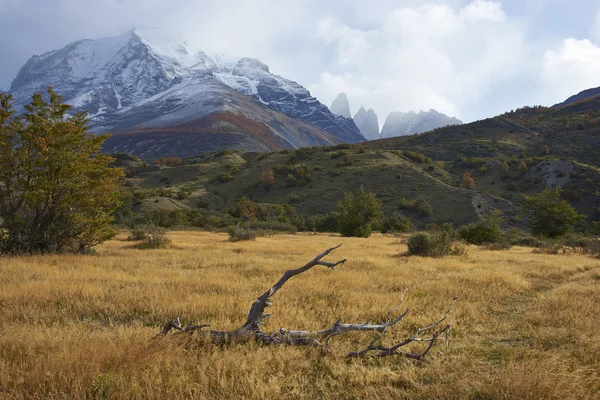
<box><xmin>9</xmin><ymin>28</ymin><xmax>364</xmax><ymax>147</ymax></box>
<box><xmin>380</xmin><ymin>109</ymin><xmax>462</xmax><ymax>139</ymax></box>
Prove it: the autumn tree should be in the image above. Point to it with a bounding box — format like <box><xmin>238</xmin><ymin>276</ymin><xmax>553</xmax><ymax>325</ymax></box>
<box><xmin>541</xmin><ymin>144</ymin><xmax>550</xmax><ymax>155</ymax></box>
<box><xmin>0</xmin><ymin>88</ymin><xmax>123</xmax><ymax>253</ymax></box>
<box><xmin>461</xmin><ymin>172</ymin><xmax>476</xmax><ymax>190</ymax></box>
<box><xmin>261</xmin><ymin>169</ymin><xmax>276</xmax><ymax>191</ymax></box>
<box><xmin>518</xmin><ymin>160</ymin><xmax>528</xmax><ymax>174</ymax></box>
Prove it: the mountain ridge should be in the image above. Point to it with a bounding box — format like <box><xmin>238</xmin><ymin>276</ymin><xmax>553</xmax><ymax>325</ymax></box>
<box><xmin>8</xmin><ymin>28</ymin><xmax>364</xmax><ymax>158</ymax></box>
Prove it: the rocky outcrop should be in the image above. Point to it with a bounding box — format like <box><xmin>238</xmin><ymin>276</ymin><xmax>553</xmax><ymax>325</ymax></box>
<box><xmin>353</xmin><ymin>106</ymin><xmax>380</xmax><ymax>140</ymax></box>
<box><xmin>330</xmin><ymin>93</ymin><xmax>352</xmax><ymax>119</ymax></box>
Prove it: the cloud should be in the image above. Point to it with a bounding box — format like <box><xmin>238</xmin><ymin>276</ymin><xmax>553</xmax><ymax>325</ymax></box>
<box><xmin>2</xmin><ymin>0</ymin><xmax>600</xmax><ymax>124</ymax></box>
<box><xmin>541</xmin><ymin>38</ymin><xmax>600</xmax><ymax>103</ymax></box>
<box><xmin>310</xmin><ymin>0</ymin><xmax>528</xmax><ymax>121</ymax></box>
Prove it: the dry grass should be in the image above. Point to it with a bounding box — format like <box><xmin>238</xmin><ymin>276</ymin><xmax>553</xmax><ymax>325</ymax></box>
<box><xmin>0</xmin><ymin>232</ymin><xmax>599</xmax><ymax>399</ymax></box>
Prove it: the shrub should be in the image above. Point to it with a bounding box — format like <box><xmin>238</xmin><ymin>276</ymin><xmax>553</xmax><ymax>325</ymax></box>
<box><xmin>138</xmin><ymin>228</ymin><xmax>171</xmax><ymax>249</ymax></box>
<box><xmin>216</xmin><ymin>173</ymin><xmax>235</xmax><ymax>183</ymax></box>
<box><xmin>523</xmin><ymin>188</ymin><xmax>585</xmax><ymax>237</ymax></box>
<box><xmin>458</xmin><ymin>212</ymin><xmax>503</xmax><ymax>245</ymax></box>
<box><xmin>176</xmin><ymin>188</ymin><xmax>191</xmax><ymax>200</ymax></box>
<box><xmin>261</xmin><ymin>170</ymin><xmax>276</xmax><ymax>191</ymax></box>
<box><xmin>313</xmin><ymin>212</ymin><xmax>339</xmax><ymax>233</ymax></box>
<box><xmin>225</xmin><ymin>163</ymin><xmax>240</xmax><ymax>174</ymax></box>
<box><xmin>404</xmin><ymin>151</ymin><xmax>432</xmax><ymax>164</ymax></box>
<box><xmin>128</xmin><ymin>227</ymin><xmax>149</xmax><ymax>241</ymax></box>
<box><xmin>461</xmin><ymin>172</ymin><xmax>476</xmax><ymax>190</ymax></box>
<box><xmin>518</xmin><ymin>160</ymin><xmax>528</xmax><ymax>174</ymax></box>
<box><xmin>337</xmin><ymin>186</ymin><xmax>384</xmax><ymax>238</ymax></box>
<box><xmin>227</xmin><ymin>197</ymin><xmax>259</xmax><ymax>222</ymax></box>
<box><xmin>398</xmin><ymin>197</ymin><xmax>434</xmax><ymax>217</ymax></box>
<box><xmin>416</xmin><ymin>198</ymin><xmax>434</xmax><ymax>217</ymax></box>
<box><xmin>0</xmin><ymin>89</ymin><xmax>123</xmax><ymax>253</ymax></box>
<box><xmin>285</xmin><ymin>174</ymin><xmax>299</xmax><ymax>187</ymax></box>
<box><xmin>407</xmin><ymin>229</ymin><xmax>463</xmax><ymax>257</ymax></box>
<box><xmin>228</xmin><ymin>226</ymin><xmax>257</xmax><ymax>242</ymax></box>
<box><xmin>382</xmin><ymin>213</ymin><xmax>414</xmax><ymax>234</ymax></box>
<box><xmin>335</xmin><ymin>155</ymin><xmax>354</xmax><ymax>167</ymax></box>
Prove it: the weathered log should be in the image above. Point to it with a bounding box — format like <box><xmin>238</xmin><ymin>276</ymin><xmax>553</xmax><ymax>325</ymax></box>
<box><xmin>158</xmin><ymin>245</ymin><xmax>456</xmax><ymax>361</ymax></box>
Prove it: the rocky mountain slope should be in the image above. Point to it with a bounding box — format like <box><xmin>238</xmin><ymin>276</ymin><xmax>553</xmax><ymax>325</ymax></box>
<box><xmin>8</xmin><ymin>28</ymin><xmax>364</xmax><ymax>158</ymax></box>
<box><xmin>380</xmin><ymin>109</ymin><xmax>462</xmax><ymax>138</ymax></box>
<box><xmin>353</xmin><ymin>106</ymin><xmax>379</xmax><ymax>140</ymax></box>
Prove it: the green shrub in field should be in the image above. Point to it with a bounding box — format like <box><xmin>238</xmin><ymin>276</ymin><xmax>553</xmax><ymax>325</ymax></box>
<box><xmin>313</xmin><ymin>212</ymin><xmax>340</xmax><ymax>233</ymax></box>
<box><xmin>128</xmin><ymin>227</ymin><xmax>149</xmax><ymax>241</ymax></box>
<box><xmin>138</xmin><ymin>228</ymin><xmax>171</xmax><ymax>249</ymax></box>
<box><xmin>458</xmin><ymin>212</ymin><xmax>503</xmax><ymax>245</ymax></box>
<box><xmin>407</xmin><ymin>228</ymin><xmax>464</xmax><ymax>257</ymax></box>
<box><xmin>523</xmin><ymin>188</ymin><xmax>585</xmax><ymax>237</ymax></box>
<box><xmin>337</xmin><ymin>186</ymin><xmax>384</xmax><ymax>238</ymax></box>
<box><xmin>382</xmin><ymin>213</ymin><xmax>414</xmax><ymax>234</ymax></box>
<box><xmin>228</xmin><ymin>226</ymin><xmax>257</xmax><ymax>242</ymax></box>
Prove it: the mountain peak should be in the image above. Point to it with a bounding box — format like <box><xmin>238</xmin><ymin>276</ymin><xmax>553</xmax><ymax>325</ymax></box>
<box><xmin>330</xmin><ymin>92</ymin><xmax>351</xmax><ymax>119</ymax></box>
<box><xmin>353</xmin><ymin>105</ymin><xmax>380</xmax><ymax>140</ymax></box>
<box><xmin>8</xmin><ymin>29</ymin><xmax>365</xmax><ymax>156</ymax></box>
<box><xmin>380</xmin><ymin>109</ymin><xmax>462</xmax><ymax>138</ymax></box>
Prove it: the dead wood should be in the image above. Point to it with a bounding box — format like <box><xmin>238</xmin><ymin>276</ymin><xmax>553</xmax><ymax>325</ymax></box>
<box><xmin>158</xmin><ymin>244</ymin><xmax>456</xmax><ymax>361</ymax></box>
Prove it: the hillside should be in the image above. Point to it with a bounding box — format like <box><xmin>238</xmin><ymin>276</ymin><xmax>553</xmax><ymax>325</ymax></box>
<box><xmin>115</xmin><ymin>95</ymin><xmax>600</xmax><ymax>230</ymax></box>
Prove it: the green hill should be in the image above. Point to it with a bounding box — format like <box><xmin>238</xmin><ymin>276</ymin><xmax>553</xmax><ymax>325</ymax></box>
<box><xmin>114</xmin><ymin>96</ymin><xmax>600</xmax><ymax>231</ymax></box>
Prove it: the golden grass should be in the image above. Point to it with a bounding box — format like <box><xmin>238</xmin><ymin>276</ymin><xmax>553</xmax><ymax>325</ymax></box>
<box><xmin>0</xmin><ymin>232</ymin><xmax>598</xmax><ymax>399</ymax></box>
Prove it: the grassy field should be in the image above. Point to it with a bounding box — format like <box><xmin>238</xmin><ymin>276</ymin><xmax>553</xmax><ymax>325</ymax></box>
<box><xmin>0</xmin><ymin>232</ymin><xmax>599</xmax><ymax>399</ymax></box>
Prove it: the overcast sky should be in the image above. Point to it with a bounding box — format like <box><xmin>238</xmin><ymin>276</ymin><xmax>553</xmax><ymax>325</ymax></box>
<box><xmin>2</xmin><ymin>0</ymin><xmax>600</xmax><ymax>122</ymax></box>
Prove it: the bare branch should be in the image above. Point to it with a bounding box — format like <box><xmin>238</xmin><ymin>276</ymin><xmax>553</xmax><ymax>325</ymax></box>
<box><xmin>159</xmin><ymin>317</ymin><xmax>183</xmax><ymax>335</ymax></box>
<box><xmin>347</xmin><ymin>297</ymin><xmax>458</xmax><ymax>361</ymax></box>
<box><xmin>156</xmin><ymin>246</ymin><xmax>456</xmax><ymax>364</ymax></box>
<box><xmin>243</xmin><ymin>244</ymin><xmax>346</xmax><ymax>330</ymax></box>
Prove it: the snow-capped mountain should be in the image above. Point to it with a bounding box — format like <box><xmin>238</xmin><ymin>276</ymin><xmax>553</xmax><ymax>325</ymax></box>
<box><xmin>9</xmin><ymin>28</ymin><xmax>364</xmax><ymax>158</ymax></box>
<box><xmin>380</xmin><ymin>110</ymin><xmax>462</xmax><ymax>139</ymax></box>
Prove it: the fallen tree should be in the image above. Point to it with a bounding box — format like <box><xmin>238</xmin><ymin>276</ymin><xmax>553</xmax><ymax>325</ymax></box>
<box><xmin>158</xmin><ymin>244</ymin><xmax>457</xmax><ymax>361</ymax></box>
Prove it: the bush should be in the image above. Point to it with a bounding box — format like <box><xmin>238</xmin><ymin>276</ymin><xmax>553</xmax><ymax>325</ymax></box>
<box><xmin>337</xmin><ymin>186</ymin><xmax>384</xmax><ymax>238</ymax></box>
<box><xmin>228</xmin><ymin>226</ymin><xmax>257</xmax><ymax>242</ymax></box>
<box><xmin>285</xmin><ymin>174</ymin><xmax>299</xmax><ymax>187</ymax></box>
<box><xmin>0</xmin><ymin>89</ymin><xmax>123</xmax><ymax>253</ymax></box>
<box><xmin>458</xmin><ymin>212</ymin><xmax>503</xmax><ymax>245</ymax></box>
<box><xmin>261</xmin><ymin>170</ymin><xmax>276</xmax><ymax>191</ymax></box>
<box><xmin>225</xmin><ymin>163</ymin><xmax>240</xmax><ymax>173</ymax></box>
<box><xmin>404</xmin><ymin>151</ymin><xmax>431</xmax><ymax>164</ymax></box>
<box><xmin>398</xmin><ymin>197</ymin><xmax>434</xmax><ymax>217</ymax></box>
<box><xmin>523</xmin><ymin>188</ymin><xmax>585</xmax><ymax>237</ymax></box>
<box><xmin>461</xmin><ymin>172</ymin><xmax>476</xmax><ymax>190</ymax></box>
<box><xmin>407</xmin><ymin>229</ymin><xmax>463</xmax><ymax>257</ymax></box>
<box><xmin>128</xmin><ymin>227</ymin><xmax>149</xmax><ymax>241</ymax></box>
<box><xmin>138</xmin><ymin>228</ymin><xmax>171</xmax><ymax>249</ymax></box>
<box><xmin>216</xmin><ymin>173</ymin><xmax>235</xmax><ymax>183</ymax></box>
<box><xmin>313</xmin><ymin>212</ymin><xmax>339</xmax><ymax>233</ymax></box>
<box><xmin>382</xmin><ymin>213</ymin><xmax>414</xmax><ymax>234</ymax></box>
